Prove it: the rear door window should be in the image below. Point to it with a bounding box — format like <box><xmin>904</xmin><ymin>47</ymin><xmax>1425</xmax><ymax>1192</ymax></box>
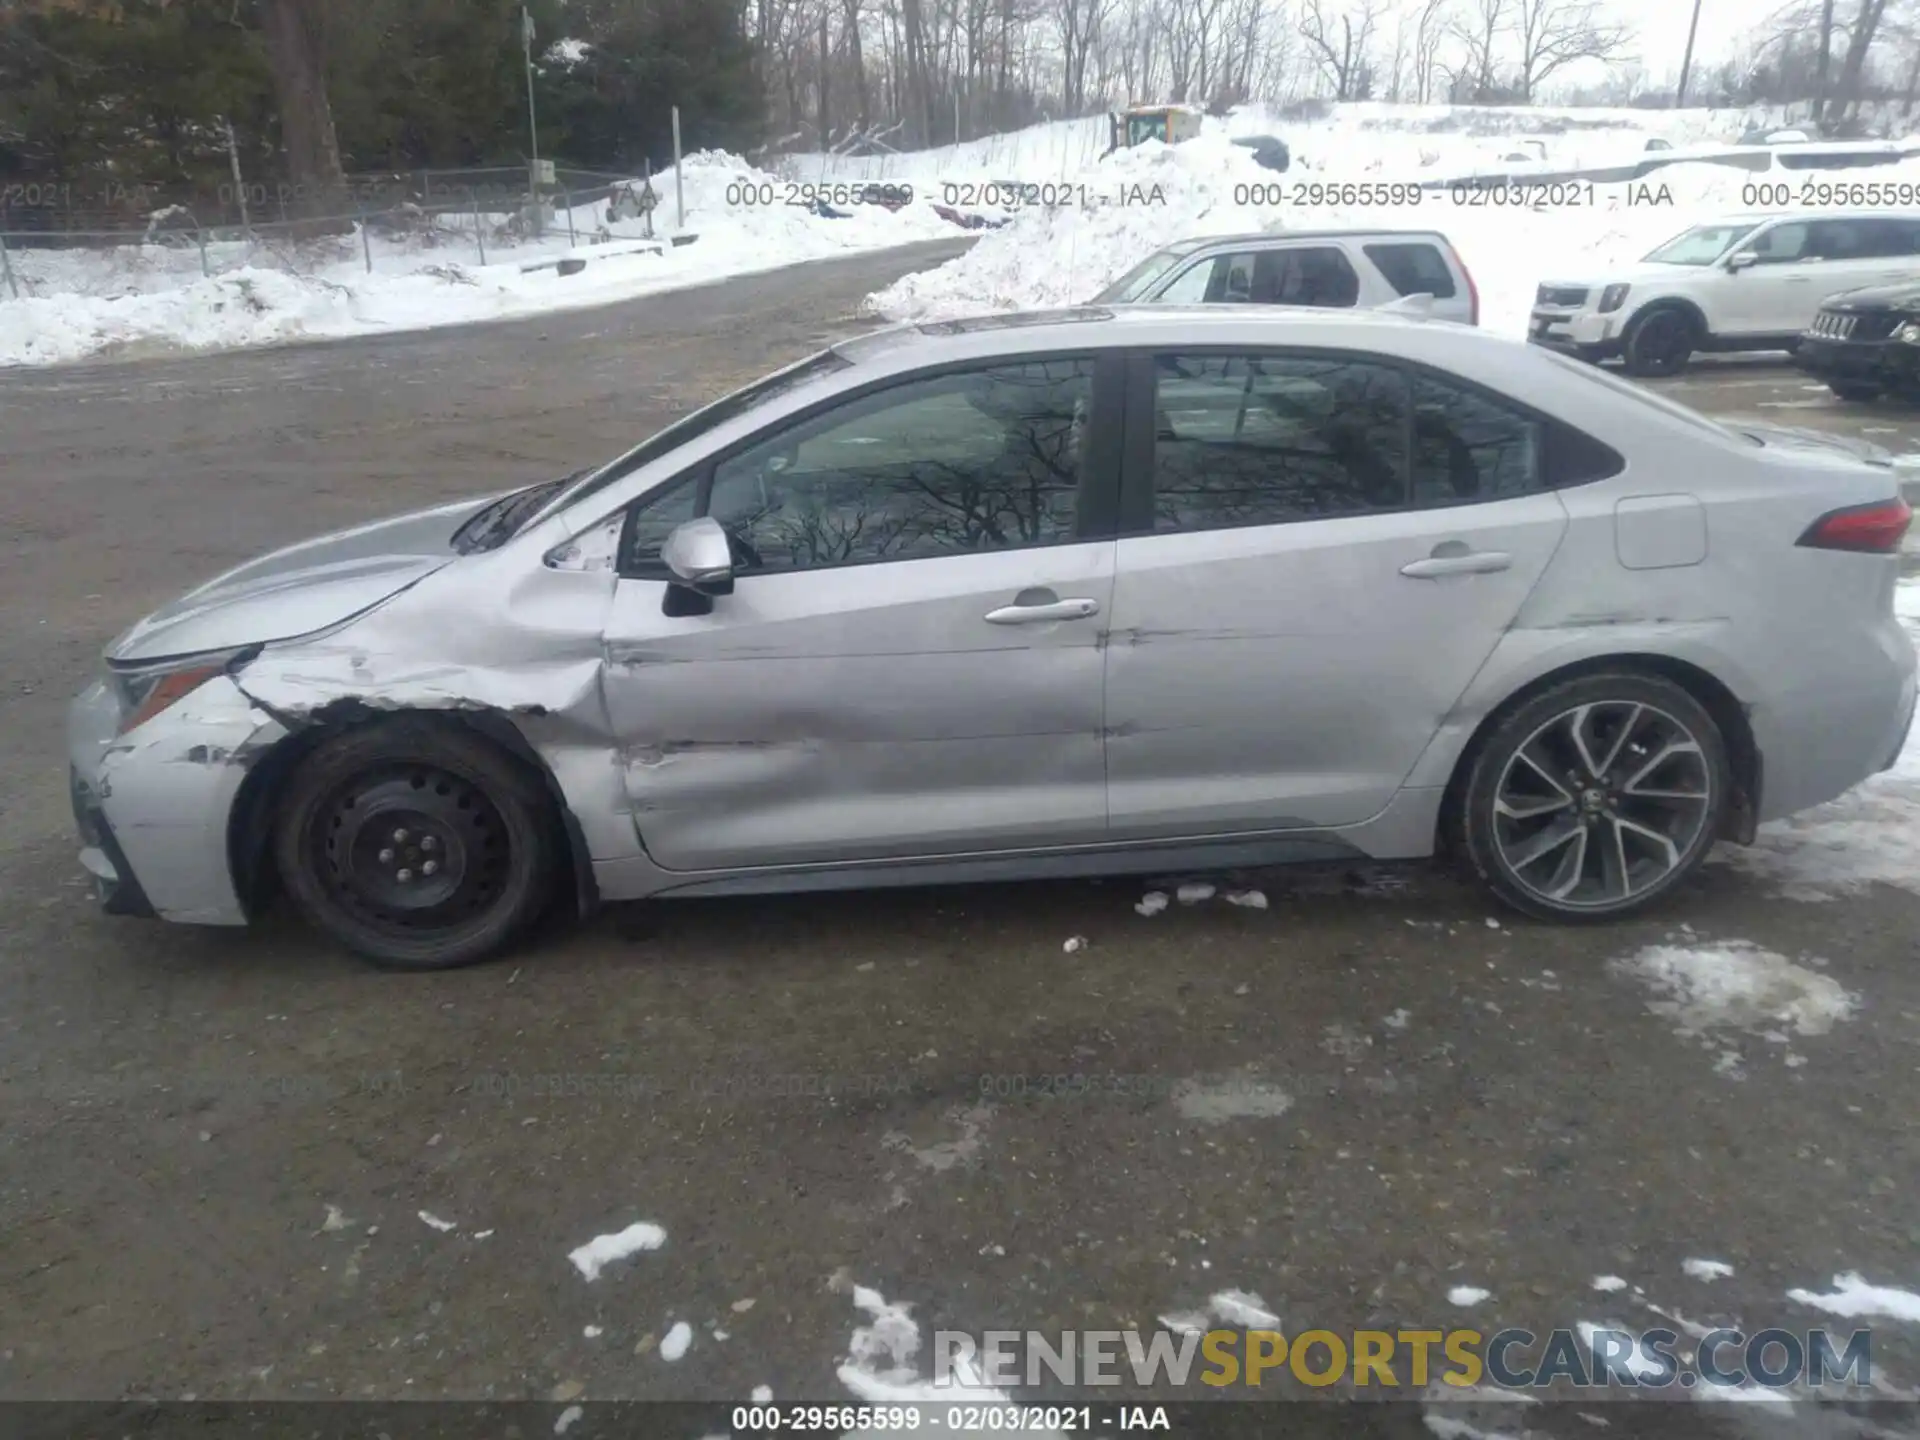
<box><xmin>1363</xmin><ymin>242</ymin><xmax>1458</xmax><ymax>299</ymax></box>
<box><xmin>1149</xmin><ymin>353</ymin><xmax>1410</xmax><ymax>530</ymax></box>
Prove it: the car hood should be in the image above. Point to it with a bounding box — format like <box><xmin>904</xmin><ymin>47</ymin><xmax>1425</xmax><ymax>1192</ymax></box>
<box><xmin>107</xmin><ymin>491</ymin><xmax>508</xmax><ymax>665</ymax></box>
<box><xmin>1537</xmin><ymin>260</ymin><xmax>1704</xmax><ymax>289</ymax></box>
<box><xmin>1821</xmin><ymin>279</ymin><xmax>1920</xmax><ymax>312</ymax></box>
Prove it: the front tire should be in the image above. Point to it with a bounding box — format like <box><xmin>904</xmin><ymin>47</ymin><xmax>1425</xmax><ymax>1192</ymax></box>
<box><xmin>1451</xmin><ymin>673</ymin><xmax>1730</xmax><ymax>922</ymax></box>
<box><xmin>272</xmin><ymin>721</ymin><xmax>558</xmax><ymax>970</ymax></box>
<box><xmin>1620</xmin><ymin>306</ymin><xmax>1700</xmax><ymax>377</ymax></box>
<box><xmin>1829</xmin><ymin>381</ymin><xmax>1882</xmax><ymax>403</ymax></box>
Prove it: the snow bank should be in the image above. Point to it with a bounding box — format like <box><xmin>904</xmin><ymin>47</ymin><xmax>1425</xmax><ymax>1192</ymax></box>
<box><xmin>867</xmin><ymin>126</ymin><xmax>1920</xmax><ymax>337</ymax></box>
<box><xmin>0</xmin><ymin>151</ymin><xmax>955</xmax><ymax>367</ymax></box>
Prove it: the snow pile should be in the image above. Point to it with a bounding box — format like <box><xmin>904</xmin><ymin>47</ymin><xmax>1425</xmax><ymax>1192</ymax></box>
<box><xmin>1717</xmin><ymin>580</ymin><xmax>1920</xmax><ymax>900</ymax></box>
<box><xmin>0</xmin><ymin>150</ymin><xmax>956</xmax><ymax>366</ymax></box>
<box><xmin>1609</xmin><ymin>940</ymin><xmax>1858</xmax><ymax>1042</ymax></box>
<box><xmin>868</xmin><ymin>138</ymin><xmax>1920</xmax><ymax>336</ymax></box>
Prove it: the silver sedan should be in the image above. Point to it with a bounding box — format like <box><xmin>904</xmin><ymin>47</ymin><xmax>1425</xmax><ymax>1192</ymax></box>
<box><xmin>69</xmin><ymin>306</ymin><xmax>1917</xmax><ymax>967</ymax></box>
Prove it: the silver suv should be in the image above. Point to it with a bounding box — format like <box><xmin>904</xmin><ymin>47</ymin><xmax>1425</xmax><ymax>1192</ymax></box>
<box><xmin>1093</xmin><ymin>229</ymin><xmax>1479</xmax><ymax>324</ymax></box>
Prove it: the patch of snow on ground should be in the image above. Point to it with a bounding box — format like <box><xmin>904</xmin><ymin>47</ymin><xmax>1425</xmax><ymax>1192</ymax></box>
<box><xmin>1609</xmin><ymin>940</ymin><xmax>1858</xmax><ymax>1054</ymax></box>
<box><xmin>836</xmin><ymin>1284</ymin><xmax>1067</xmax><ymax>1438</ymax></box>
<box><xmin>1717</xmin><ymin>581</ymin><xmax>1920</xmax><ymax>900</ymax></box>
<box><xmin>1224</xmin><ymin>888</ymin><xmax>1268</xmax><ymax>909</ymax></box>
<box><xmin>1592</xmin><ymin>1275</ymin><xmax>1628</xmax><ymax>1292</ymax></box>
<box><xmin>567</xmin><ymin>1220</ymin><xmax>667</xmax><ymax>1280</ymax></box>
<box><xmin>659</xmin><ymin>1320</ymin><xmax>693</xmax><ymax>1361</ymax></box>
<box><xmin>1449</xmin><ymin>1285</ymin><xmax>1493</xmax><ymax>1306</ymax></box>
<box><xmin>1576</xmin><ymin>1321</ymin><xmax>1670</xmax><ymax>1382</ymax></box>
<box><xmin>417</xmin><ymin>1210</ymin><xmax>456</xmax><ymax>1232</ymax></box>
<box><xmin>1684</xmin><ymin>1258</ymin><xmax>1734</xmax><ymax>1282</ymax></box>
<box><xmin>1208</xmin><ymin>1289</ymin><xmax>1281</xmax><ymax>1328</ymax></box>
<box><xmin>1171</xmin><ymin>1075</ymin><xmax>1294</xmax><ymax>1123</ymax></box>
<box><xmin>1134</xmin><ymin>890</ymin><xmax>1169</xmax><ymax>916</ymax></box>
<box><xmin>882</xmin><ymin>1103</ymin><xmax>991</xmax><ymax>1171</ymax></box>
<box><xmin>751</xmin><ymin>1385</ymin><xmax>773</xmax><ymax>1403</ymax></box>
<box><xmin>1788</xmin><ymin>1273</ymin><xmax>1920</xmax><ymax>1321</ymax></box>
<box><xmin>1176</xmin><ymin>882</ymin><xmax>1216</xmax><ymax>903</ymax></box>
<box><xmin>553</xmin><ymin>1404</ymin><xmax>583</xmax><ymax>1434</ymax></box>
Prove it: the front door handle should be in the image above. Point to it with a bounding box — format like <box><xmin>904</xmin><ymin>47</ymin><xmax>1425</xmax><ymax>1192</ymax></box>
<box><xmin>1400</xmin><ymin>550</ymin><xmax>1512</xmax><ymax>579</ymax></box>
<box><xmin>985</xmin><ymin>587</ymin><xmax>1101</xmax><ymax>624</ymax></box>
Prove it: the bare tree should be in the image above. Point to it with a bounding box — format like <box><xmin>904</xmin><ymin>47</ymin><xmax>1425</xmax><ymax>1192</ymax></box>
<box><xmin>1058</xmin><ymin>0</ymin><xmax>1112</xmax><ymax>111</ymax></box>
<box><xmin>1831</xmin><ymin>0</ymin><xmax>1894</xmax><ymax>117</ymax></box>
<box><xmin>1412</xmin><ymin>0</ymin><xmax>1454</xmax><ymax>101</ymax></box>
<box><xmin>1299</xmin><ymin>0</ymin><xmax>1382</xmax><ymax>98</ymax></box>
<box><xmin>1512</xmin><ymin>0</ymin><xmax>1631</xmax><ymax>99</ymax></box>
<box><xmin>1812</xmin><ymin>0</ymin><xmax>1839</xmax><ymax>120</ymax></box>
<box><xmin>1452</xmin><ymin>0</ymin><xmax>1506</xmax><ymax>96</ymax></box>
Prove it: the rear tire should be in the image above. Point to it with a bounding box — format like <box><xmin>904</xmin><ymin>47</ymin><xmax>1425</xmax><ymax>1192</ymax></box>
<box><xmin>1829</xmin><ymin>381</ymin><xmax>1882</xmax><ymax>403</ymax></box>
<box><xmin>1450</xmin><ymin>673</ymin><xmax>1730</xmax><ymax>923</ymax></box>
<box><xmin>1620</xmin><ymin>307</ymin><xmax>1700</xmax><ymax>378</ymax></box>
<box><xmin>272</xmin><ymin>720</ymin><xmax>558</xmax><ymax>970</ymax></box>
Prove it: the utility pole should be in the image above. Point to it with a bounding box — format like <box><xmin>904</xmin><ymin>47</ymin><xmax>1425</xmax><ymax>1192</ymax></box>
<box><xmin>1675</xmin><ymin>0</ymin><xmax>1703</xmax><ymax>106</ymax></box>
<box><xmin>522</xmin><ymin>6</ymin><xmax>544</xmax><ymax>236</ymax></box>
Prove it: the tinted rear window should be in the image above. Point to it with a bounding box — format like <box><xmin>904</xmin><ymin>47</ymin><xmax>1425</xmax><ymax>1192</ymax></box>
<box><xmin>1363</xmin><ymin>242</ymin><xmax>1457</xmax><ymax>299</ymax></box>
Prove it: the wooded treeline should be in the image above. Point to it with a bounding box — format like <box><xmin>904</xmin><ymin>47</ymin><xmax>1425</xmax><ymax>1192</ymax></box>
<box><xmin>4</xmin><ymin>0</ymin><xmax>1920</xmax><ymax>218</ymax></box>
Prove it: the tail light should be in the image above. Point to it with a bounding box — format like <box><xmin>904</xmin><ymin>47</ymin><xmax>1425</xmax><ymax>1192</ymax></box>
<box><xmin>1456</xmin><ymin>249</ymin><xmax>1480</xmax><ymax>327</ymax></box>
<box><xmin>1796</xmin><ymin>497</ymin><xmax>1913</xmax><ymax>554</ymax></box>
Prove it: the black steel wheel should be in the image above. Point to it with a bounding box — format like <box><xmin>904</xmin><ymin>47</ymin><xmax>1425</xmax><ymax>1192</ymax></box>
<box><xmin>1620</xmin><ymin>307</ymin><xmax>1700</xmax><ymax>377</ymax></box>
<box><xmin>1451</xmin><ymin>672</ymin><xmax>1731</xmax><ymax>922</ymax></box>
<box><xmin>273</xmin><ymin>721</ymin><xmax>558</xmax><ymax>969</ymax></box>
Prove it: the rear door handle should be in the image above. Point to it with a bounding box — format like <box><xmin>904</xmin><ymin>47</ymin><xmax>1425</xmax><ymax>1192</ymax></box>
<box><xmin>1400</xmin><ymin>551</ymin><xmax>1512</xmax><ymax>578</ymax></box>
<box><xmin>984</xmin><ymin>589</ymin><xmax>1101</xmax><ymax>624</ymax></box>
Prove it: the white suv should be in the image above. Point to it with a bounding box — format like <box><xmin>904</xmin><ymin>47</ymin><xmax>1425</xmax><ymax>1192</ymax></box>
<box><xmin>1530</xmin><ymin>211</ymin><xmax>1920</xmax><ymax>376</ymax></box>
<box><xmin>1095</xmin><ymin>229</ymin><xmax>1480</xmax><ymax>325</ymax></box>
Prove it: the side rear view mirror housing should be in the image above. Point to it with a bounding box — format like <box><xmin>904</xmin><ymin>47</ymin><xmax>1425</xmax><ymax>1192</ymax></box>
<box><xmin>662</xmin><ymin>516</ymin><xmax>735</xmax><ymax>596</ymax></box>
<box><xmin>1726</xmin><ymin>250</ymin><xmax>1759</xmax><ymax>272</ymax></box>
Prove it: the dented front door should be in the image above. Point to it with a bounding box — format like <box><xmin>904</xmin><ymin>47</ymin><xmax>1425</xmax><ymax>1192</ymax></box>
<box><xmin>600</xmin><ymin>545</ymin><xmax>1115</xmax><ymax>872</ymax></box>
<box><xmin>598</xmin><ymin>353</ymin><xmax>1118</xmax><ymax>873</ymax></box>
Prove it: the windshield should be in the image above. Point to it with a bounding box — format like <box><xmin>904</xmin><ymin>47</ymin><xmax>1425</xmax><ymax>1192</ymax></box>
<box><xmin>1128</xmin><ymin>113</ymin><xmax>1170</xmax><ymax>145</ymax></box>
<box><xmin>1094</xmin><ymin>241</ymin><xmax>1210</xmax><ymax>303</ymax></box>
<box><xmin>1643</xmin><ymin>222</ymin><xmax>1760</xmax><ymax>266</ymax></box>
<box><xmin>527</xmin><ymin>349</ymin><xmax>854</xmax><ymax>525</ymax></box>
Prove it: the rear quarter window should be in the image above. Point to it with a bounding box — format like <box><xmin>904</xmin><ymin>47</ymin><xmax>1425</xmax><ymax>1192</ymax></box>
<box><xmin>1363</xmin><ymin>242</ymin><xmax>1458</xmax><ymax>299</ymax></box>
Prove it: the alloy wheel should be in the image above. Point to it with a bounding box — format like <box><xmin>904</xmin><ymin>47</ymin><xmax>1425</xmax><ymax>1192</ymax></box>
<box><xmin>1490</xmin><ymin>701</ymin><xmax>1714</xmax><ymax>909</ymax></box>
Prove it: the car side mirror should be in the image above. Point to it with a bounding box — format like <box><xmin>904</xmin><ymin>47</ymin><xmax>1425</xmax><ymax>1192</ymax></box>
<box><xmin>661</xmin><ymin>516</ymin><xmax>734</xmax><ymax>596</ymax></box>
<box><xmin>1726</xmin><ymin>250</ymin><xmax>1759</xmax><ymax>272</ymax></box>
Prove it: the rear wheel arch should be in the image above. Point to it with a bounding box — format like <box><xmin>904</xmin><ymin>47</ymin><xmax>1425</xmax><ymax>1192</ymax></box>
<box><xmin>1438</xmin><ymin>653</ymin><xmax>1760</xmax><ymax>857</ymax></box>
<box><xmin>228</xmin><ymin>706</ymin><xmax>598</xmax><ymax>925</ymax></box>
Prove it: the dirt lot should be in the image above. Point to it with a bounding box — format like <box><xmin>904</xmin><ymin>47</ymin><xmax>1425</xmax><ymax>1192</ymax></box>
<box><xmin>3</xmin><ymin>253</ymin><xmax>1919</xmax><ymax>1437</ymax></box>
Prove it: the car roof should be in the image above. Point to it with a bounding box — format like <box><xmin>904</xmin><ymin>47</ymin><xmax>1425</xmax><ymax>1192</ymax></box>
<box><xmin>1172</xmin><ymin>228</ymin><xmax>1450</xmax><ymax>248</ymax></box>
<box><xmin>833</xmin><ymin>304</ymin><xmax>1497</xmax><ymax>368</ymax></box>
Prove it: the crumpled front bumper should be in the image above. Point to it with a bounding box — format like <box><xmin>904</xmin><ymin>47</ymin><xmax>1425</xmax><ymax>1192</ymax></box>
<box><xmin>68</xmin><ymin>674</ymin><xmax>288</xmax><ymax>926</ymax></box>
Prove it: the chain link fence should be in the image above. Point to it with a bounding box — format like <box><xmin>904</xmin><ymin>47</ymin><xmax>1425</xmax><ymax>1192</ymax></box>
<box><xmin>0</xmin><ymin>166</ymin><xmax>679</xmax><ymax>300</ymax></box>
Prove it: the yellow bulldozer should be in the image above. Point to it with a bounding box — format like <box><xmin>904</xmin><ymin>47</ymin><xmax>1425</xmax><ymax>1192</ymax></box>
<box><xmin>1102</xmin><ymin>103</ymin><xmax>1205</xmax><ymax>157</ymax></box>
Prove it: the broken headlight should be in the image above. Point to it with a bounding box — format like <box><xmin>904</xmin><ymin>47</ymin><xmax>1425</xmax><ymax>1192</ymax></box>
<box><xmin>110</xmin><ymin>647</ymin><xmax>258</xmax><ymax>735</ymax></box>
